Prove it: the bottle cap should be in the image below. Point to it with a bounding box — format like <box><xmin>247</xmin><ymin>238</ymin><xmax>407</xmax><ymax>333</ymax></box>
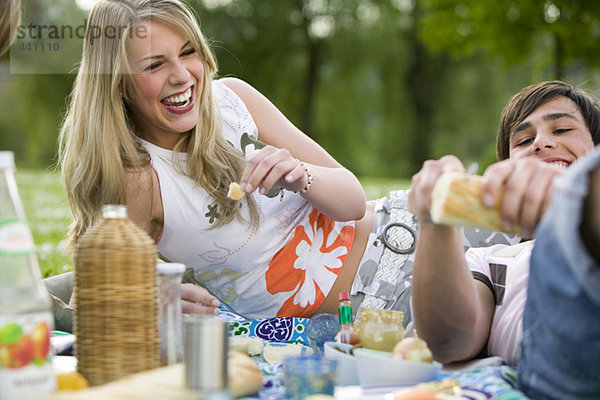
<box><xmin>102</xmin><ymin>204</ymin><xmax>127</xmax><ymax>219</ymax></box>
<box><xmin>0</xmin><ymin>151</ymin><xmax>15</xmax><ymax>170</ymax></box>
<box><xmin>338</xmin><ymin>291</ymin><xmax>350</xmax><ymax>301</ymax></box>
<box><xmin>157</xmin><ymin>262</ymin><xmax>186</xmax><ymax>275</ymax></box>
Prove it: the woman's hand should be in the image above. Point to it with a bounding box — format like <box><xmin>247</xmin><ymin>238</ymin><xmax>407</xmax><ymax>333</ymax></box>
<box><xmin>180</xmin><ymin>283</ymin><xmax>221</xmax><ymax>315</ymax></box>
<box><xmin>240</xmin><ymin>145</ymin><xmax>308</xmax><ymax>195</ymax></box>
<box><xmin>409</xmin><ymin>155</ymin><xmax>466</xmax><ymax>224</ymax></box>
<box><xmin>221</xmin><ymin>77</ymin><xmax>366</xmax><ymax>222</ymax></box>
<box><xmin>480</xmin><ymin>158</ymin><xmax>564</xmax><ymax>237</ymax></box>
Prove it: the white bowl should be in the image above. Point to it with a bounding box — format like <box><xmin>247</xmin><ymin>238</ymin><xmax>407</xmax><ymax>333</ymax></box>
<box><xmin>323</xmin><ymin>341</ymin><xmax>359</xmax><ymax>386</ymax></box>
<box><xmin>354</xmin><ymin>348</ymin><xmax>442</xmax><ymax>387</ymax></box>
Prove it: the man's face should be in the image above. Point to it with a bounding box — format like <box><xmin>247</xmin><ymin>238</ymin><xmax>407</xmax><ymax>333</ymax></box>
<box><xmin>508</xmin><ymin>96</ymin><xmax>595</xmax><ymax>166</ymax></box>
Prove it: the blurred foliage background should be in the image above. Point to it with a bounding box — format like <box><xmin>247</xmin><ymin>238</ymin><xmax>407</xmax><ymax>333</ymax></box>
<box><xmin>2</xmin><ymin>0</ymin><xmax>600</xmax><ymax>177</ymax></box>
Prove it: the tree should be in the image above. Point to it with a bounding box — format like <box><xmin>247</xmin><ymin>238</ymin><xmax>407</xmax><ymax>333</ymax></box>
<box><xmin>0</xmin><ymin>0</ymin><xmax>82</xmax><ymax>167</ymax></box>
<box><xmin>187</xmin><ymin>0</ymin><xmax>540</xmax><ymax>177</ymax></box>
<box><xmin>418</xmin><ymin>0</ymin><xmax>600</xmax><ymax>80</ymax></box>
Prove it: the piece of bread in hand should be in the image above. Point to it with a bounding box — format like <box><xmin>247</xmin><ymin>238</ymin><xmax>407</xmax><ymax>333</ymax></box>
<box><xmin>430</xmin><ymin>172</ymin><xmax>518</xmax><ymax>234</ymax></box>
<box><xmin>227</xmin><ymin>182</ymin><xmax>246</xmax><ymax>200</ymax></box>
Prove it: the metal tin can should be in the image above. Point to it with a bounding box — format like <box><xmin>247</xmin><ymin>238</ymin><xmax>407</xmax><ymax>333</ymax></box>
<box><xmin>183</xmin><ymin>315</ymin><xmax>230</xmax><ymax>398</ymax></box>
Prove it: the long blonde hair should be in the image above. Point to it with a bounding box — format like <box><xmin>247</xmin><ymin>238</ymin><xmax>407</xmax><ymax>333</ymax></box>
<box><xmin>59</xmin><ymin>0</ymin><xmax>257</xmax><ymax>251</ymax></box>
<box><xmin>0</xmin><ymin>0</ymin><xmax>21</xmax><ymax>55</ymax></box>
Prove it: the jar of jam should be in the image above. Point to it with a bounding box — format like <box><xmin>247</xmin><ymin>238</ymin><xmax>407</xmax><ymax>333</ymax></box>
<box><xmin>354</xmin><ymin>308</ymin><xmax>405</xmax><ymax>352</ymax></box>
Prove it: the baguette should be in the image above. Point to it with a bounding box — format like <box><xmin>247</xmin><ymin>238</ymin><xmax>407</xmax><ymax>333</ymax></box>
<box><xmin>430</xmin><ymin>172</ymin><xmax>518</xmax><ymax>234</ymax></box>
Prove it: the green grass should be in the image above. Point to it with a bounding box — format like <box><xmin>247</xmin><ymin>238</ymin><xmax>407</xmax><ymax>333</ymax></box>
<box><xmin>16</xmin><ymin>169</ymin><xmax>409</xmax><ymax>278</ymax></box>
<box><xmin>17</xmin><ymin>168</ymin><xmax>73</xmax><ymax>278</ymax></box>
<box><xmin>360</xmin><ymin>176</ymin><xmax>410</xmax><ymax>199</ymax></box>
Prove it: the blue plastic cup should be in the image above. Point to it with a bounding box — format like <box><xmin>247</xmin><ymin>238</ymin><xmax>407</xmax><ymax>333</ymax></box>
<box><xmin>283</xmin><ymin>354</ymin><xmax>337</xmax><ymax>399</ymax></box>
<box><xmin>305</xmin><ymin>312</ymin><xmax>340</xmax><ymax>354</ymax></box>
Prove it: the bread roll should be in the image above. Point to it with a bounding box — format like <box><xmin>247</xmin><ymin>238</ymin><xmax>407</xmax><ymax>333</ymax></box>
<box><xmin>229</xmin><ymin>351</ymin><xmax>263</xmax><ymax>398</ymax></box>
<box><xmin>229</xmin><ymin>336</ymin><xmax>264</xmax><ymax>356</ymax></box>
<box><xmin>430</xmin><ymin>172</ymin><xmax>518</xmax><ymax>234</ymax></box>
<box><xmin>262</xmin><ymin>343</ymin><xmax>307</xmax><ymax>363</ymax></box>
<box><xmin>392</xmin><ymin>337</ymin><xmax>433</xmax><ymax>363</ymax></box>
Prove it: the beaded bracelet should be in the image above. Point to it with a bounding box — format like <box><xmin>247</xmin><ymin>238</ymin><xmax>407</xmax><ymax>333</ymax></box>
<box><xmin>294</xmin><ymin>159</ymin><xmax>313</xmax><ymax>194</ymax></box>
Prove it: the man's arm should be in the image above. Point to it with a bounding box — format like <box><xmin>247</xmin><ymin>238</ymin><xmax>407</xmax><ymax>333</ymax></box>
<box><xmin>409</xmin><ymin>156</ymin><xmax>495</xmax><ymax>364</ymax></box>
<box><xmin>411</xmin><ymin>224</ymin><xmax>496</xmax><ymax>364</ymax></box>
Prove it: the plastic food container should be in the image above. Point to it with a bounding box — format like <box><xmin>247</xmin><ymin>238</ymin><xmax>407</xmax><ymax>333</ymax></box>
<box><xmin>354</xmin><ymin>308</ymin><xmax>405</xmax><ymax>352</ymax></box>
<box><xmin>323</xmin><ymin>341</ymin><xmax>359</xmax><ymax>386</ymax></box>
<box><xmin>354</xmin><ymin>348</ymin><xmax>442</xmax><ymax>386</ymax></box>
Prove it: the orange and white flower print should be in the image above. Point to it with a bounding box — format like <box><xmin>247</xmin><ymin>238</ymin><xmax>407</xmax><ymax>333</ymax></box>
<box><xmin>265</xmin><ymin>209</ymin><xmax>355</xmax><ymax>317</ymax></box>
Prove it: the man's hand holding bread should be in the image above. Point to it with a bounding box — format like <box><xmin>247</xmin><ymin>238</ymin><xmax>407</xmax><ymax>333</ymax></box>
<box><xmin>410</xmin><ymin>156</ymin><xmax>565</xmax><ymax>238</ymax></box>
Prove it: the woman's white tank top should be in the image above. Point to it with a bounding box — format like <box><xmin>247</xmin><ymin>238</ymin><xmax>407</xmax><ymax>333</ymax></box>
<box><xmin>139</xmin><ymin>80</ymin><xmax>355</xmax><ymax>319</ymax></box>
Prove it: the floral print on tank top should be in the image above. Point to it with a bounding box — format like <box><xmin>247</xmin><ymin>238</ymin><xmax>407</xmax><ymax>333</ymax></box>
<box><xmin>265</xmin><ymin>209</ymin><xmax>355</xmax><ymax>317</ymax></box>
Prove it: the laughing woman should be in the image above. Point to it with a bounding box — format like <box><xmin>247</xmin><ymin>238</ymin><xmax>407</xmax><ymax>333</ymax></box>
<box><xmin>59</xmin><ymin>0</ymin><xmax>420</xmax><ymax>320</ymax></box>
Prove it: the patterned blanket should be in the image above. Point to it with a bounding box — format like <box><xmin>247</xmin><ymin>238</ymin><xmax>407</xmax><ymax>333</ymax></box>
<box><xmin>222</xmin><ymin>310</ymin><xmax>531</xmax><ymax>400</ymax></box>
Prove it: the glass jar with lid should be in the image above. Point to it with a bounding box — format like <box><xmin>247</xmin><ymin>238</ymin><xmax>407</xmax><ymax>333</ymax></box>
<box><xmin>354</xmin><ymin>308</ymin><xmax>405</xmax><ymax>352</ymax></box>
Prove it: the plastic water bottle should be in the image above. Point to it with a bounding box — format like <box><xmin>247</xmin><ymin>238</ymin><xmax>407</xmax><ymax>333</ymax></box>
<box><xmin>0</xmin><ymin>151</ymin><xmax>56</xmax><ymax>399</ymax></box>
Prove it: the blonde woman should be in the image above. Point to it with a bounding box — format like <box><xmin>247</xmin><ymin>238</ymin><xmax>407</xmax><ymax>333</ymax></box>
<box><xmin>0</xmin><ymin>0</ymin><xmax>20</xmax><ymax>55</ymax></box>
<box><xmin>61</xmin><ymin>0</ymin><xmax>431</xmax><ymax>321</ymax></box>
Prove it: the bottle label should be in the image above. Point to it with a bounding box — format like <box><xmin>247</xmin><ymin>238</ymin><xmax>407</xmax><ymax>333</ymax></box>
<box><xmin>0</xmin><ymin>312</ymin><xmax>56</xmax><ymax>399</ymax></box>
<box><xmin>0</xmin><ymin>219</ymin><xmax>35</xmax><ymax>256</ymax></box>
<box><xmin>339</xmin><ymin>305</ymin><xmax>353</xmax><ymax>324</ymax></box>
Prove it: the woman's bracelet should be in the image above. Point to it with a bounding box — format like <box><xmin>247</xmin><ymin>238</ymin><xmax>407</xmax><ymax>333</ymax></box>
<box><xmin>294</xmin><ymin>159</ymin><xmax>313</xmax><ymax>194</ymax></box>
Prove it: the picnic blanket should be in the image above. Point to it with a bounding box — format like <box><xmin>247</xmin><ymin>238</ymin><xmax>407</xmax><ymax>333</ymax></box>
<box><xmin>219</xmin><ymin>310</ymin><xmax>531</xmax><ymax>400</ymax></box>
<box><xmin>243</xmin><ymin>363</ymin><xmax>529</xmax><ymax>400</ymax></box>
<box><xmin>222</xmin><ymin>308</ymin><xmax>310</xmax><ymax>346</ymax></box>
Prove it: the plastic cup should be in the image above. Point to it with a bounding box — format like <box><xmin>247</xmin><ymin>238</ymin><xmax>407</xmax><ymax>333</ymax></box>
<box><xmin>283</xmin><ymin>354</ymin><xmax>337</xmax><ymax>399</ymax></box>
<box><xmin>305</xmin><ymin>313</ymin><xmax>340</xmax><ymax>354</ymax></box>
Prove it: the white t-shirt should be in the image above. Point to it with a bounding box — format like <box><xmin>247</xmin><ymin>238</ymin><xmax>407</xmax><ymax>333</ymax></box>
<box><xmin>467</xmin><ymin>240</ymin><xmax>533</xmax><ymax>365</ymax></box>
<box><xmin>139</xmin><ymin>80</ymin><xmax>355</xmax><ymax>319</ymax></box>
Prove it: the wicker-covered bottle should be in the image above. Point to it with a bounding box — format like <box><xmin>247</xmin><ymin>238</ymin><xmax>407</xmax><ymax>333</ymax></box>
<box><xmin>73</xmin><ymin>204</ymin><xmax>159</xmax><ymax>386</ymax></box>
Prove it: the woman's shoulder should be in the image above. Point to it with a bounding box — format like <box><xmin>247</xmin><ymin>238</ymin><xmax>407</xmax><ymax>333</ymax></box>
<box><xmin>212</xmin><ymin>77</ymin><xmax>244</xmax><ymax>100</ymax></box>
<box><xmin>214</xmin><ymin>77</ymin><xmax>265</xmax><ymax>108</ymax></box>
<box><xmin>216</xmin><ymin>77</ymin><xmax>250</xmax><ymax>94</ymax></box>
<box><xmin>212</xmin><ymin>78</ymin><xmax>259</xmax><ymax>142</ymax></box>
